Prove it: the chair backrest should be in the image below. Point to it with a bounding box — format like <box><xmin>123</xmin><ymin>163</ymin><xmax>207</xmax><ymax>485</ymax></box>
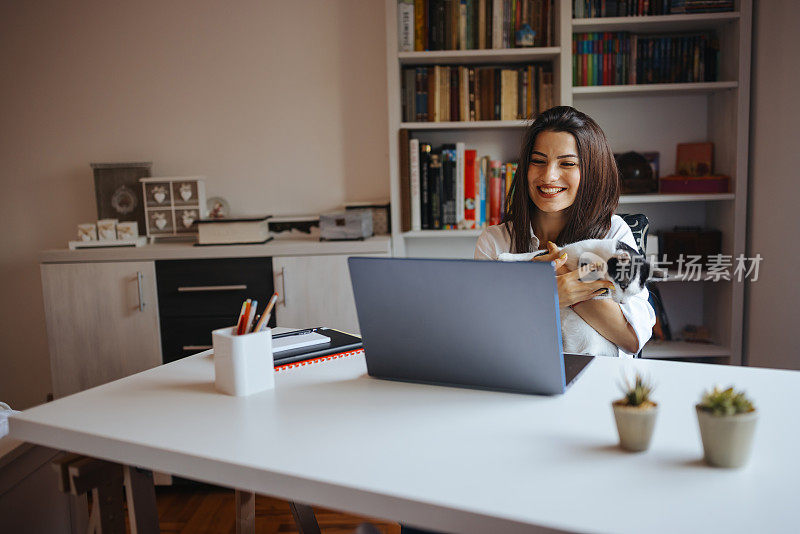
<box><xmin>618</xmin><ymin>213</ymin><xmax>650</xmax><ymax>359</ymax></box>
<box><xmin>618</xmin><ymin>213</ymin><xmax>649</xmax><ymax>256</ymax></box>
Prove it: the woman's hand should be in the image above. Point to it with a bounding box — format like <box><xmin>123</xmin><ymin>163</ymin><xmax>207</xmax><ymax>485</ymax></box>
<box><xmin>531</xmin><ymin>241</ymin><xmax>570</xmax><ymax>275</ymax></box>
<box><xmin>533</xmin><ymin>241</ymin><xmax>614</xmax><ymax>308</ymax></box>
<box><xmin>556</xmin><ymin>267</ymin><xmax>615</xmax><ymax>308</ymax></box>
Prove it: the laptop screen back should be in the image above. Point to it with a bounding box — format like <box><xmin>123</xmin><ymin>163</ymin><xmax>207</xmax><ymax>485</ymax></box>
<box><xmin>348</xmin><ymin>257</ymin><xmax>567</xmax><ymax>395</ymax></box>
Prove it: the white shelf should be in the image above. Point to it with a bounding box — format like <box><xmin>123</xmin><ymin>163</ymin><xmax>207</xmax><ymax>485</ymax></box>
<box><xmin>402</xmin><ymin>229</ymin><xmax>483</xmax><ymax>238</ymax></box>
<box><xmin>619</xmin><ymin>193</ymin><xmax>734</xmax><ymax>203</ymax></box>
<box><xmin>400</xmin><ymin>120</ymin><xmax>530</xmax><ymax>130</ymax></box>
<box><xmin>572</xmin><ymin>81</ymin><xmax>738</xmax><ymax>97</ymax></box>
<box><xmin>572</xmin><ymin>12</ymin><xmax>740</xmax><ymax>33</ymax></box>
<box><xmin>399</xmin><ymin>47</ymin><xmax>560</xmax><ymax>65</ymax></box>
<box><xmin>642</xmin><ymin>340</ymin><xmax>730</xmax><ymax>359</ymax></box>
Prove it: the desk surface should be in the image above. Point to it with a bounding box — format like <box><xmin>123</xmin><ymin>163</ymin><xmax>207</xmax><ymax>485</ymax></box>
<box><xmin>10</xmin><ymin>353</ymin><xmax>800</xmax><ymax>534</ymax></box>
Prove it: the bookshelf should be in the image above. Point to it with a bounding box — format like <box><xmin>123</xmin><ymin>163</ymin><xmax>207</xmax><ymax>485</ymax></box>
<box><xmin>385</xmin><ymin>0</ymin><xmax>751</xmax><ymax>364</ymax></box>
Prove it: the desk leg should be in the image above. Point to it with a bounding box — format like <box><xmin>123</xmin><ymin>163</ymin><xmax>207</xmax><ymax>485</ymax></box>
<box><xmin>235</xmin><ymin>490</ymin><xmax>255</xmax><ymax>534</ymax></box>
<box><xmin>289</xmin><ymin>502</ymin><xmax>321</xmax><ymax>534</ymax></box>
<box><xmin>123</xmin><ymin>466</ymin><xmax>159</xmax><ymax>534</ymax></box>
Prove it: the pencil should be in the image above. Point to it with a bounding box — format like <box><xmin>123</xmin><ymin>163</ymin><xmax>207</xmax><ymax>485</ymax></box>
<box><xmin>256</xmin><ymin>313</ymin><xmax>271</xmax><ymax>332</ymax></box>
<box><xmin>244</xmin><ymin>299</ymin><xmax>258</xmax><ymax>334</ymax></box>
<box><xmin>234</xmin><ymin>299</ymin><xmax>249</xmax><ymax>335</ymax></box>
<box><xmin>253</xmin><ymin>292</ymin><xmax>278</xmax><ymax>332</ymax></box>
<box><xmin>237</xmin><ymin>299</ymin><xmax>252</xmax><ymax>335</ymax></box>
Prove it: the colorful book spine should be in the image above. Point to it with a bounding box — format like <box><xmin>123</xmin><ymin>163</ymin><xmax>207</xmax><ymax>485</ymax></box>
<box><xmin>398</xmin><ymin>0</ymin><xmax>415</xmax><ymax>52</ymax></box>
<box><xmin>409</xmin><ymin>138</ymin><xmax>421</xmax><ymax>231</ymax></box>
<box><xmin>463</xmin><ymin>149</ymin><xmax>478</xmax><ymax>229</ymax></box>
<box><xmin>459</xmin><ymin>0</ymin><xmax>468</xmax><ymax>50</ymax></box>
<box><xmin>414</xmin><ymin>0</ymin><xmax>427</xmax><ymax>50</ymax></box>
<box><xmin>479</xmin><ymin>156</ymin><xmax>489</xmax><ymax>227</ymax></box>
<box><xmin>430</xmin><ymin>150</ymin><xmax>443</xmax><ymax>229</ymax></box>
<box><xmin>420</xmin><ymin>143</ymin><xmax>432</xmax><ymax>229</ymax></box>
<box><xmin>492</xmin><ymin>0</ymin><xmax>503</xmax><ymax>48</ymax></box>
<box><xmin>489</xmin><ymin>160</ymin><xmax>502</xmax><ymax>226</ymax></box>
<box><xmin>455</xmin><ymin>142</ymin><xmax>466</xmax><ymax>226</ymax></box>
<box><xmin>441</xmin><ymin>145</ymin><xmax>457</xmax><ymax>228</ymax></box>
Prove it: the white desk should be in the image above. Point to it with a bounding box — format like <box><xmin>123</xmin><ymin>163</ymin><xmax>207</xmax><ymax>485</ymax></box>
<box><xmin>9</xmin><ymin>352</ymin><xmax>800</xmax><ymax>533</ymax></box>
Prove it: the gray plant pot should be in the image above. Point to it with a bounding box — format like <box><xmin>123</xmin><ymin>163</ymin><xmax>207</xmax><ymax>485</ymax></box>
<box><xmin>696</xmin><ymin>406</ymin><xmax>758</xmax><ymax>468</ymax></box>
<box><xmin>612</xmin><ymin>402</ymin><xmax>658</xmax><ymax>452</ymax></box>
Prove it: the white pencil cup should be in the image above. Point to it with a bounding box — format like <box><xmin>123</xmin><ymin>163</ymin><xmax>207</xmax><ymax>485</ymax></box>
<box><xmin>212</xmin><ymin>326</ymin><xmax>274</xmax><ymax>396</ymax></box>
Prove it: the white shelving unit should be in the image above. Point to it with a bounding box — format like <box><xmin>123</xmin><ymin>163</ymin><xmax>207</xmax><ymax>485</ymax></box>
<box><xmin>384</xmin><ymin>0</ymin><xmax>752</xmax><ymax>363</ymax></box>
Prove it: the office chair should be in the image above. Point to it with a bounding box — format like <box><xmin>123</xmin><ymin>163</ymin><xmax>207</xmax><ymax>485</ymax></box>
<box><xmin>618</xmin><ymin>213</ymin><xmax>649</xmax><ymax>256</ymax></box>
<box><xmin>618</xmin><ymin>213</ymin><xmax>650</xmax><ymax>358</ymax></box>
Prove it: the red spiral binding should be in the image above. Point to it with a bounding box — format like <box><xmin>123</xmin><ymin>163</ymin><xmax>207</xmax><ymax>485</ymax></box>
<box><xmin>274</xmin><ymin>349</ymin><xmax>365</xmax><ymax>373</ymax></box>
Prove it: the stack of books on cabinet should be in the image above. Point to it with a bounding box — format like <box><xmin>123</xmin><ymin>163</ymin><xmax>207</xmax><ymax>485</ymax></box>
<box><xmin>387</xmin><ymin>0</ymin><xmax>751</xmax><ymax>364</ymax></box>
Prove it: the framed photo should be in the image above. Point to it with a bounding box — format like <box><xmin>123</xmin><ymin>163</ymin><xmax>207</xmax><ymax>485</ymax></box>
<box><xmin>91</xmin><ymin>162</ymin><xmax>151</xmax><ymax>232</ymax></box>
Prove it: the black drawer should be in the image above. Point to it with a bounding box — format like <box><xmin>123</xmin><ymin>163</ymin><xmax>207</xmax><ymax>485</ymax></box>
<box><xmin>160</xmin><ymin>314</ymin><xmax>278</xmax><ymax>364</ymax></box>
<box><xmin>156</xmin><ymin>258</ymin><xmax>273</xmax><ymax>318</ymax></box>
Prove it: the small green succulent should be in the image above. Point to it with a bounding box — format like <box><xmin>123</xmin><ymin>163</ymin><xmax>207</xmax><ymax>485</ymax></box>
<box><xmin>698</xmin><ymin>386</ymin><xmax>755</xmax><ymax>416</ymax></box>
<box><xmin>617</xmin><ymin>373</ymin><xmax>655</xmax><ymax>407</ymax></box>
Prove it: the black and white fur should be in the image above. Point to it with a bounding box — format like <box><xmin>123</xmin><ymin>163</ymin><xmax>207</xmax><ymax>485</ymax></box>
<box><xmin>499</xmin><ymin>239</ymin><xmax>652</xmax><ymax>357</ymax></box>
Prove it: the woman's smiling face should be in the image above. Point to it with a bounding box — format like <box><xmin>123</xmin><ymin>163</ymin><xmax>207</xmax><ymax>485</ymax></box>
<box><xmin>527</xmin><ymin>130</ymin><xmax>581</xmax><ymax>213</ymax></box>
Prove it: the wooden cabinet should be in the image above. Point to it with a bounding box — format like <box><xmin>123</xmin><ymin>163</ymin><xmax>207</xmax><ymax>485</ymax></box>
<box><xmin>40</xmin><ymin>262</ymin><xmax>162</xmax><ymax>398</ymax></box>
<box><xmin>39</xmin><ymin>238</ymin><xmax>391</xmax><ymax>396</ymax></box>
<box><xmin>273</xmin><ymin>254</ymin><xmax>384</xmax><ymax>335</ymax></box>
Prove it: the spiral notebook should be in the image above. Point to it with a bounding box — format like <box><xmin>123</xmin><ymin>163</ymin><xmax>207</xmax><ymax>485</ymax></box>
<box><xmin>272</xmin><ymin>328</ymin><xmax>362</xmax><ymax>367</ymax></box>
<box><xmin>275</xmin><ymin>348</ymin><xmax>364</xmax><ymax>372</ymax></box>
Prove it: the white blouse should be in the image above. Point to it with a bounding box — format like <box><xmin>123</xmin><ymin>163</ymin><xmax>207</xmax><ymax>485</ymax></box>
<box><xmin>474</xmin><ymin>215</ymin><xmax>656</xmax><ymax>358</ymax></box>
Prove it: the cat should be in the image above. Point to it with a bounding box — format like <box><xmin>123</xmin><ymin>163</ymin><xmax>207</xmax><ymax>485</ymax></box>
<box><xmin>499</xmin><ymin>239</ymin><xmax>653</xmax><ymax>357</ymax></box>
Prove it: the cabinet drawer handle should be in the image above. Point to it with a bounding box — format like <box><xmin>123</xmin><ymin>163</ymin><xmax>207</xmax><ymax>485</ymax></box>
<box><xmin>276</xmin><ymin>267</ymin><xmax>286</xmax><ymax>306</ymax></box>
<box><xmin>182</xmin><ymin>345</ymin><xmax>212</xmax><ymax>351</ymax></box>
<box><xmin>136</xmin><ymin>272</ymin><xmax>145</xmax><ymax>312</ymax></box>
<box><xmin>177</xmin><ymin>284</ymin><xmax>248</xmax><ymax>292</ymax></box>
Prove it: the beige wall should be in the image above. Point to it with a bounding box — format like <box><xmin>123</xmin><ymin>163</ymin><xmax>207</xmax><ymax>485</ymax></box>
<box><xmin>2</xmin><ymin>0</ymin><xmax>797</xmax><ymax>408</ymax></box>
<box><xmin>745</xmin><ymin>1</ymin><xmax>800</xmax><ymax>369</ymax></box>
<box><xmin>0</xmin><ymin>0</ymin><xmax>389</xmax><ymax>408</ymax></box>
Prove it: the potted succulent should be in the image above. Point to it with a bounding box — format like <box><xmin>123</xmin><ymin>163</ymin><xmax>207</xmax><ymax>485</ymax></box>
<box><xmin>612</xmin><ymin>373</ymin><xmax>658</xmax><ymax>452</ymax></box>
<box><xmin>696</xmin><ymin>386</ymin><xmax>757</xmax><ymax>468</ymax></box>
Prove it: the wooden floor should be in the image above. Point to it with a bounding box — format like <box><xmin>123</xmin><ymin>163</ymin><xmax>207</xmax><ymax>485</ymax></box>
<box><xmin>148</xmin><ymin>484</ymin><xmax>402</xmax><ymax>534</ymax></box>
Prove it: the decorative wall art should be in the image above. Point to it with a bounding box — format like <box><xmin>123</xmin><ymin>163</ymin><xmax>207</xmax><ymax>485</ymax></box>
<box><xmin>91</xmin><ymin>162</ymin><xmax>151</xmax><ymax>233</ymax></box>
<box><xmin>140</xmin><ymin>177</ymin><xmax>206</xmax><ymax>240</ymax></box>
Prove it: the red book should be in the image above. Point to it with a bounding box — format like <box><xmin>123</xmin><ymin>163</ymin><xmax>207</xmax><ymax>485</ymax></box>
<box><xmin>488</xmin><ymin>160</ymin><xmax>502</xmax><ymax>226</ymax></box>
<box><xmin>464</xmin><ymin>149</ymin><xmax>477</xmax><ymax>229</ymax></box>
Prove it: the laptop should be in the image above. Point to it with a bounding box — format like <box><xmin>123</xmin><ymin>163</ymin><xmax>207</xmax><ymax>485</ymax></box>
<box><xmin>348</xmin><ymin>257</ymin><xmax>594</xmax><ymax>395</ymax></box>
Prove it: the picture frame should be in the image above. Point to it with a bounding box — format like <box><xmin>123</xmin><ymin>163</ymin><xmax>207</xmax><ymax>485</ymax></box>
<box><xmin>91</xmin><ymin>162</ymin><xmax>152</xmax><ymax>232</ymax></box>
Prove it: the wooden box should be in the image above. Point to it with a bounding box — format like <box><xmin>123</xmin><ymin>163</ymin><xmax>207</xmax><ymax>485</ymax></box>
<box><xmin>140</xmin><ymin>176</ymin><xmax>206</xmax><ymax>239</ymax></box>
<box><xmin>659</xmin><ymin>175</ymin><xmax>730</xmax><ymax>194</ymax></box>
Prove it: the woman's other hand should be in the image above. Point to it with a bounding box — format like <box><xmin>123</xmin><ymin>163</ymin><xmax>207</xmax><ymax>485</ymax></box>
<box><xmin>533</xmin><ymin>241</ymin><xmax>612</xmax><ymax>306</ymax></box>
<box><xmin>556</xmin><ymin>264</ymin><xmax>614</xmax><ymax>308</ymax></box>
<box><xmin>532</xmin><ymin>241</ymin><xmax>569</xmax><ymax>275</ymax></box>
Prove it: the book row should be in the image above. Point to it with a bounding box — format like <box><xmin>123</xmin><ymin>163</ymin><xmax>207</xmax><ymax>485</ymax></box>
<box><xmin>572</xmin><ymin>31</ymin><xmax>719</xmax><ymax>86</ymax></box>
<box><xmin>399</xmin><ymin>131</ymin><xmax>518</xmax><ymax>232</ymax></box>
<box><xmin>398</xmin><ymin>0</ymin><xmax>555</xmax><ymax>52</ymax></box>
<box><xmin>573</xmin><ymin>0</ymin><xmax>732</xmax><ymax>18</ymax></box>
<box><xmin>401</xmin><ymin>63</ymin><xmax>554</xmax><ymax>122</ymax></box>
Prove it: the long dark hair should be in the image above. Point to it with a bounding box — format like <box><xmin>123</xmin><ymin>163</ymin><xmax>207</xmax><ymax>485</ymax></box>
<box><xmin>503</xmin><ymin>106</ymin><xmax>619</xmax><ymax>253</ymax></box>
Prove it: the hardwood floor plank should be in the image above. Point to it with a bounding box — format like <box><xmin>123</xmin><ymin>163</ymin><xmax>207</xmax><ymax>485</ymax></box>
<box><xmin>142</xmin><ymin>485</ymin><xmax>401</xmax><ymax>534</ymax></box>
<box><xmin>180</xmin><ymin>492</ymin><xmax>231</xmax><ymax>534</ymax></box>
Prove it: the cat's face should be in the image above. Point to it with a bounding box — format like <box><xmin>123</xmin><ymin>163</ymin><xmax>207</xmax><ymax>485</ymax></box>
<box><xmin>605</xmin><ymin>242</ymin><xmax>651</xmax><ymax>302</ymax></box>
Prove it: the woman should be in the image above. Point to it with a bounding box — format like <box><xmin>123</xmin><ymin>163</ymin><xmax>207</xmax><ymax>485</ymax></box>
<box><xmin>474</xmin><ymin>106</ymin><xmax>655</xmax><ymax>357</ymax></box>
